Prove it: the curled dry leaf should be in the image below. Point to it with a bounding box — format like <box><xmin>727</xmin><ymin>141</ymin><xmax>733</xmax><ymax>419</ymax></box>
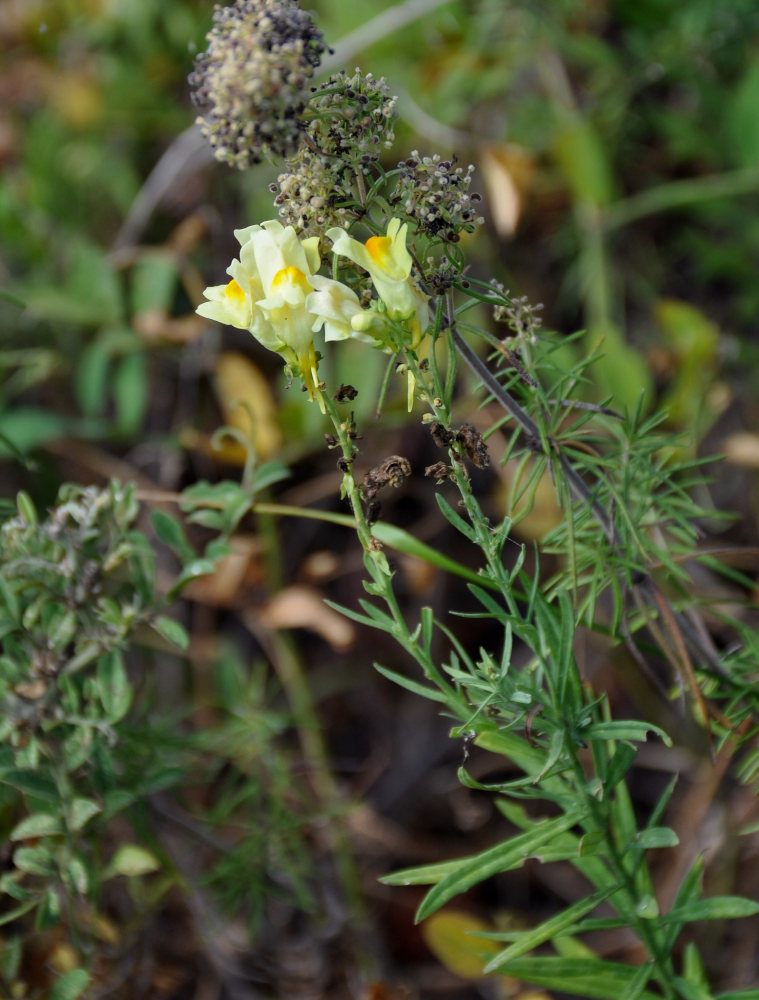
<box><xmin>257</xmin><ymin>585</ymin><xmax>355</xmax><ymax>650</ymax></box>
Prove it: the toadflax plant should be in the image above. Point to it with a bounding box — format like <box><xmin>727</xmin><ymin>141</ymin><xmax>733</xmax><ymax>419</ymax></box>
<box><xmin>191</xmin><ymin>1</ymin><xmax>759</xmax><ymax>996</ymax></box>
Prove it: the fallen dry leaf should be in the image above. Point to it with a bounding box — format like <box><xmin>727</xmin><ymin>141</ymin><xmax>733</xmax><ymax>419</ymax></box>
<box><xmin>257</xmin><ymin>585</ymin><xmax>355</xmax><ymax>650</ymax></box>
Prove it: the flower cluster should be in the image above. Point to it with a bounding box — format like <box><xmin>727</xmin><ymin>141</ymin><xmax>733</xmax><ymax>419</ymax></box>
<box><xmin>189</xmin><ymin>0</ymin><xmax>327</xmax><ymax>169</ymax></box>
<box><xmin>389</xmin><ymin>151</ymin><xmax>483</xmax><ymax>243</ymax></box>
<box><xmin>327</xmin><ymin>219</ymin><xmax>428</xmax><ymax>348</ymax></box>
<box><xmin>197</xmin><ymin>219</ymin><xmax>429</xmax><ymax>405</ymax></box>
<box><xmin>490</xmin><ymin>279</ymin><xmax>543</xmax><ymax>344</ymax></box>
<box><xmin>307</xmin><ymin>69</ymin><xmax>397</xmax><ymax>169</ymax></box>
<box><xmin>270</xmin><ymin>154</ymin><xmax>350</xmax><ymax>240</ymax></box>
<box><xmin>270</xmin><ymin>69</ymin><xmax>398</xmax><ymax>238</ymax></box>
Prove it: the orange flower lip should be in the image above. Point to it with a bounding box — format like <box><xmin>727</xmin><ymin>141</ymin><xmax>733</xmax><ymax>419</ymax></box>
<box><xmin>365</xmin><ymin>235</ymin><xmax>392</xmax><ymax>266</ymax></box>
<box><xmin>271</xmin><ymin>265</ymin><xmax>311</xmax><ymax>293</ymax></box>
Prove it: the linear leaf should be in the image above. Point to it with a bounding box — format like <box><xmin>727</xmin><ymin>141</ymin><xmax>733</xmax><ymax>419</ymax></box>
<box><xmin>620</xmin><ymin>961</ymin><xmax>655</xmax><ymax>1000</ymax></box>
<box><xmin>436</xmin><ymin>493</ymin><xmax>477</xmax><ymax>542</ymax></box>
<box><xmin>381</xmin><ymin>859</ymin><xmax>464</xmax><ymax>887</ymax></box>
<box><xmin>583</xmin><ymin>721</ymin><xmax>672</xmax><ymax>746</ymax></box>
<box><xmin>660</xmin><ymin>896</ymin><xmax>759</xmax><ymax>924</ymax></box>
<box><xmin>416</xmin><ymin>808</ymin><xmax>586</xmax><ymax>922</ymax></box>
<box><xmin>484</xmin><ymin>886</ymin><xmax>616</xmax><ymax>970</ymax></box>
<box><xmin>488</xmin><ymin>956</ymin><xmax>662</xmax><ymax>1000</ymax></box>
<box><xmin>373</xmin><ymin>663</ymin><xmax>447</xmax><ymax>703</ymax></box>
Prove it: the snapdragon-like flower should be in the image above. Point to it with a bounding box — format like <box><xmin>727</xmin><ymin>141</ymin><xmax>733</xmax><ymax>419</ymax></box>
<box><xmin>197</xmin><ymin>220</ymin><xmax>364</xmax><ymax>407</ymax></box>
<box><xmin>326</xmin><ymin>218</ymin><xmax>429</xmax><ymax>348</ymax></box>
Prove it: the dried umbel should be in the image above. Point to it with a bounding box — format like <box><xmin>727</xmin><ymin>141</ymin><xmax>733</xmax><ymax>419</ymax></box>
<box><xmin>189</xmin><ymin>0</ymin><xmax>328</xmax><ymax>169</ymax></box>
<box><xmin>490</xmin><ymin>278</ymin><xmax>543</xmax><ymax>344</ymax></box>
<box><xmin>390</xmin><ymin>151</ymin><xmax>484</xmax><ymax>243</ymax></box>
<box><xmin>270</xmin><ymin>69</ymin><xmax>398</xmax><ymax>237</ymax></box>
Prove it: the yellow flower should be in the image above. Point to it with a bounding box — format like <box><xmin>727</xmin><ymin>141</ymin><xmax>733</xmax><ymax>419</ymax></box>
<box><xmin>326</xmin><ymin>218</ymin><xmax>429</xmax><ymax>347</ymax></box>
<box><xmin>197</xmin><ymin>220</ymin><xmax>365</xmax><ymax>406</ymax></box>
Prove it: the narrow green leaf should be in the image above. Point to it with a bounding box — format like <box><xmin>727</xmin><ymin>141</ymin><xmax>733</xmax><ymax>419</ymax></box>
<box><xmin>323</xmin><ymin>599</ymin><xmax>380</xmax><ymax>630</ymax></box>
<box><xmin>604</xmin><ymin>742</ymin><xmax>637</xmax><ymax>791</ymax></box>
<box><xmin>619</xmin><ymin>961</ymin><xmax>655</xmax><ymax>1000</ymax></box>
<box><xmin>435</xmin><ymin>493</ymin><xmax>477</xmax><ymax>542</ymax></box>
<box><xmin>485</xmin><ymin>956</ymin><xmax>661</xmax><ymax>1000</ymax></box>
<box><xmin>420</xmin><ymin>606</ymin><xmax>434</xmax><ymax>654</ymax></box>
<box><xmin>673</xmin><ymin>978</ymin><xmax>715</xmax><ymax>1000</ymax></box>
<box><xmin>661</xmin><ymin>896</ymin><xmax>759</xmax><ymax>924</ymax></box>
<box><xmin>583</xmin><ymin>721</ymin><xmax>671</xmax><ymax>746</ymax></box>
<box><xmin>373</xmin><ymin>663</ymin><xmax>447</xmax><ymax>703</ymax></box>
<box><xmin>484</xmin><ymin>887</ymin><xmax>616</xmax><ymax>970</ymax></box>
<box><xmin>665</xmin><ymin>858</ymin><xmax>704</xmax><ymax>951</ymax></box>
<box><xmin>416</xmin><ymin>809</ymin><xmax>586</xmax><ymax>922</ymax></box>
<box><xmin>381</xmin><ymin>859</ymin><xmax>464</xmax><ymax>887</ymax></box>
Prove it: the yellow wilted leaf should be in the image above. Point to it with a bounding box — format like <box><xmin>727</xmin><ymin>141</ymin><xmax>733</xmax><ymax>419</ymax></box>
<box><xmin>213</xmin><ymin>351</ymin><xmax>283</xmax><ymax>460</ymax></box>
<box><xmin>421</xmin><ymin>909</ymin><xmax>499</xmax><ymax>979</ymax></box>
<box><xmin>479</xmin><ymin>144</ymin><xmax>535</xmax><ymax>237</ymax></box>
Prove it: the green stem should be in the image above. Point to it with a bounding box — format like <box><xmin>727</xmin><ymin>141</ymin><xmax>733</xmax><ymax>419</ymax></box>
<box><xmin>603</xmin><ymin>167</ymin><xmax>759</xmax><ymax>231</ymax></box>
<box><xmin>566</xmin><ymin>746</ymin><xmax>679</xmax><ymax>998</ymax></box>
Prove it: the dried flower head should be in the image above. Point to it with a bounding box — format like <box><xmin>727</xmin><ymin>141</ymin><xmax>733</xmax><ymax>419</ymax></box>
<box><xmin>189</xmin><ymin>0</ymin><xmax>327</xmax><ymax>169</ymax></box>
<box><xmin>490</xmin><ymin>279</ymin><xmax>543</xmax><ymax>344</ymax></box>
<box><xmin>389</xmin><ymin>151</ymin><xmax>484</xmax><ymax>243</ymax></box>
<box><xmin>270</xmin><ymin>69</ymin><xmax>397</xmax><ymax>236</ymax></box>
<box><xmin>270</xmin><ymin>152</ymin><xmax>354</xmax><ymax>237</ymax></box>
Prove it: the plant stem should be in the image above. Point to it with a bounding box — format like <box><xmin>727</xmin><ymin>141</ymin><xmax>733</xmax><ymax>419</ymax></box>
<box><xmin>603</xmin><ymin>167</ymin><xmax>759</xmax><ymax>231</ymax></box>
